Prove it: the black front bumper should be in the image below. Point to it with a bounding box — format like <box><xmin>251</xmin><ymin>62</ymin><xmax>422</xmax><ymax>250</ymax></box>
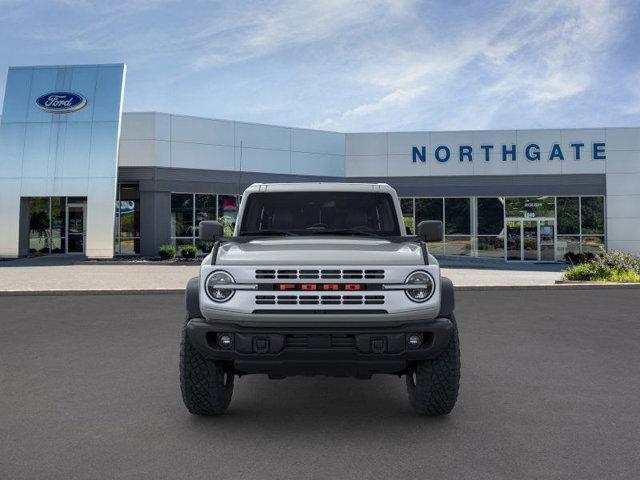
<box><xmin>186</xmin><ymin>317</ymin><xmax>454</xmax><ymax>378</ymax></box>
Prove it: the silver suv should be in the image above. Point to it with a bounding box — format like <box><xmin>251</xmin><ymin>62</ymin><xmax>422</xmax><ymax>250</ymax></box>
<box><xmin>180</xmin><ymin>183</ymin><xmax>460</xmax><ymax>415</ymax></box>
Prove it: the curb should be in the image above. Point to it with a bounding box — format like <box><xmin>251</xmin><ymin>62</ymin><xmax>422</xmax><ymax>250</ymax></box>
<box><xmin>0</xmin><ymin>289</ymin><xmax>185</xmax><ymax>296</ymax></box>
<box><xmin>2</xmin><ymin>283</ymin><xmax>640</xmax><ymax>296</ymax></box>
<box><xmin>458</xmin><ymin>283</ymin><xmax>640</xmax><ymax>291</ymax></box>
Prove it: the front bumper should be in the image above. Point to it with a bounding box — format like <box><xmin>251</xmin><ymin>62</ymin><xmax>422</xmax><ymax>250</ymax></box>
<box><xmin>186</xmin><ymin>317</ymin><xmax>454</xmax><ymax>378</ymax></box>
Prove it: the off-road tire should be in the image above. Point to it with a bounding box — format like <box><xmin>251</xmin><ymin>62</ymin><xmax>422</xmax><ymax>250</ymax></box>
<box><xmin>180</xmin><ymin>318</ymin><xmax>234</xmax><ymax>415</ymax></box>
<box><xmin>406</xmin><ymin>315</ymin><xmax>460</xmax><ymax>415</ymax></box>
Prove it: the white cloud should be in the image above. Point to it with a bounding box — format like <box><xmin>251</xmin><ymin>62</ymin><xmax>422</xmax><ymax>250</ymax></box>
<box><xmin>1</xmin><ymin>0</ymin><xmax>631</xmax><ymax>130</ymax></box>
<box><xmin>314</xmin><ymin>0</ymin><xmax>625</xmax><ymax>130</ymax></box>
<box><xmin>482</xmin><ymin>0</ymin><xmax>622</xmax><ymax>103</ymax></box>
<box><xmin>190</xmin><ymin>0</ymin><xmax>412</xmax><ymax>69</ymax></box>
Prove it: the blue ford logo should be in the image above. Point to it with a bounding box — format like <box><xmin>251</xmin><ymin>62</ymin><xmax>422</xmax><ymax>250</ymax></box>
<box><xmin>35</xmin><ymin>92</ymin><xmax>87</xmax><ymax>114</ymax></box>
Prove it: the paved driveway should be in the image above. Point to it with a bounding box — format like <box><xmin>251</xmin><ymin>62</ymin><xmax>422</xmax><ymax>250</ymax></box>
<box><xmin>1</xmin><ymin>289</ymin><xmax>638</xmax><ymax>479</ymax></box>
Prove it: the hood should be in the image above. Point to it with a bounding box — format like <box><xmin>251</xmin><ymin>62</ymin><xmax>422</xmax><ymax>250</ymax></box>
<box><xmin>216</xmin><ymin>237</ymin><xmax>424</xmax><ymax>266</ymax></box>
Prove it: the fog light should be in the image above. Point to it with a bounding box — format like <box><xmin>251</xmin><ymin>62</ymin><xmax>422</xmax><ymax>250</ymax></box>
<box><xmin>408</xmin><ymin>334</ymin><xmax>422</xmax><ymax>347</ymax></box>
<box><xmin>218</xmin><ymin>334</ymin><xmax>233</xmax><ymax>348</ymax></box>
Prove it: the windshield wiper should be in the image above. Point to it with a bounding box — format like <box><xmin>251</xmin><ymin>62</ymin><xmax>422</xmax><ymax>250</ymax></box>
<box><xmin>239</xmin><ymin>229</ymin><xmax>299</xmax><ymax>237</ymax></box>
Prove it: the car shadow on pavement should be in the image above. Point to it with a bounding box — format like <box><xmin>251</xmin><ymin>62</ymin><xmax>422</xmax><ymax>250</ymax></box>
<box><xmin>180</xmin><ymin>375</ymin><xmax>456</xmax><ymax>430</ymax></box>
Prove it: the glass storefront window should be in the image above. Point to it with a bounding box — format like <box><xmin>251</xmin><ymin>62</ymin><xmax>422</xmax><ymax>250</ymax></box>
<box><xmin>415</xmin><ymin>198</ymin><xmax>443</xmax><ymax>224</ymax></box>
<box><xmin>581</xmin><ymin>197</ymin><xmax>605</xmax><ymax>234</ymax></box>
<box><xmin>171</xmin><ymin>193</ymin><xmax>194</xmax><ymax>238</ymax></box>
<box><xmin>477</xmin><ymin>198</ymin><xmax>504</xmax><ymax>235</ymax></box>
<box><xmin>477</xmin><ymin>235</ymin><xmax>504</xmax><ymax>258</ymax></box>
<box><xmin>27</xmin><ymin>196</ymin><xmax>84</xmax><ymax>255</ymax></box>
<box><xmin>29</xmin><ymin>198</ymin><xmax>50</xmax><ymax>254</ymax></box>
<box><xmin>445</xmin><ymin>198</ymin><xmax>470</xmax><ymax>235</ymax></box>
<box><xmin>119</xmin><ymin>186</ymin><xmax>140</xmax><ymax>238</ymax></box>
<box><xmin>50</xmin><ymin>197</ymin><xmax>65</xmax><ymax>243</ymax></box>
<box><xmin>582</xmin><ymin>236</ymin><xmax>606</xmax><ymax>254</ymax></box>
<box><xmin>118</xmin><ymin>239</ymin><xmax>139</xmax><ymax>255</ymax></box>
<box><xmin>444</xmin><ymin>235</ymin><xmax>471</xmax><ymax>256</ymax></box>
<box><xmin>218</xmin><ymin>195</ymin><xmax>239</xmax><ymax>236</ymax></box>
<box><xmin>174</xmin><ymin>238</ymin><xmax>194</xmax><ymax>247</ymax></box>
<box><xmin>195</xmin><ymin>194</ymin><xmax>217</xmax><ymax>253</ymax></box>
<box><xmin>382</xmin><ymin>194</ymin><xmax>605</xmax><ymax>261</ymax></box>
<box><xmin>170</xmin><ymin>193</ymin><xmax>240</xmax><ymax>253</ymax></box>
<box><xmin>195</xmin><ymin>194</ymin><xmax>216</xmax><ymax>238</ymax></box>
<box><xmin>557</xmin><ymin>236</ymin><xmax>581</xmax><ymax>258</ymax></box>
<box><xmin>557</xmin><ymin>197</ymin><xmax>579</xmax><ymax>235</ymax></box>
<box><xmin>427</xmin><ymin>241</ymin><xmax>444</xmax><ymax>255</ymax></box>
<box><xmin>114</xmin><ymin>184</ymin><xmax>140</xmax><ymax>255</ymax></box>
<box><xmin>415</xmin><ymin>198</ymin><xmax>443</xmax><ymax>253</ymax></box>
<box><xmin>505</xmin><ymin>196</ymin><xmax>555</xmax><ymax>218</ymax></box>
<box><xmin>400</xmin><ymin>198</ymin><xmax>415</xmax><ymax>234</ymax></box>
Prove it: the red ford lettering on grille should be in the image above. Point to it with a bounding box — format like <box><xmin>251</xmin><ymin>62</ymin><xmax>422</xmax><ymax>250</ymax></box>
<box><xmin>277</xmin><ymin>283</ymin><xmax>362</xmax><ymax>291</ymax></box>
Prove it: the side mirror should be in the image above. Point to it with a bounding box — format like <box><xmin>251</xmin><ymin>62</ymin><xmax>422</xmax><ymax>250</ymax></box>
<box><xmin>199</xmin><ymin>220</ymin><xmax>224</xmax><ymax>242</ymax></box>
<box><xmin>417</xmin><ymin>220</ymin><xmax>443</xmax><ymax>242</ymax></box>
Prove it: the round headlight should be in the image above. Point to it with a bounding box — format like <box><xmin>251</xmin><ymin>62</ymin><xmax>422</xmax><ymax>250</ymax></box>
<box><xmin>405</xmin><ymin>270</ymin><xmax>435</xmax><ymax>303</ymax></box>
<box><xmin>206</xmin><ymin>271</ymin><xmax>235</xmax><ymax>302</ymax></box>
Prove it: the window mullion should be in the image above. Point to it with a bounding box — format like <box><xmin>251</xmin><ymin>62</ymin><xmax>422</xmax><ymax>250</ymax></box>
<box><xmin>192</xmin><ymin>194</ymin><xmax>196</xmax><ymax>246</ymax></box>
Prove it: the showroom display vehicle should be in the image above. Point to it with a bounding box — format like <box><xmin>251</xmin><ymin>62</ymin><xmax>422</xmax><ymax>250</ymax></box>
<box><xmin>180</xmin><ymin>182</ymin><xmax>460</xmax><ymax>416</ymax></box>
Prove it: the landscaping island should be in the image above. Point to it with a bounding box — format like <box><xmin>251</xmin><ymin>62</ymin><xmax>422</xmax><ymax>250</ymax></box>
<box><xmin>563</xmin><ymin>251</ymin><xmax>640</xmax><ymax>283</ymax></box>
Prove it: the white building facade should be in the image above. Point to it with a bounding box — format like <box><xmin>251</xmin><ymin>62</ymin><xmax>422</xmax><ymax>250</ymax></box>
<box><xmin>1</xmin><ymin>64</ymin><xmax>639</xmax><ymax>261</ymax></box>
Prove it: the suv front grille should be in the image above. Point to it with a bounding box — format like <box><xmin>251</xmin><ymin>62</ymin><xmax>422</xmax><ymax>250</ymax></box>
<box><xmin>255</xmin><ymin>269</ymin><xmax>385</xmax><ymax>280</ymax></box>
<box><xmin>255</xmin><ymin>294</ymin><xmax>385</xmax><ymax>306</ymax></box>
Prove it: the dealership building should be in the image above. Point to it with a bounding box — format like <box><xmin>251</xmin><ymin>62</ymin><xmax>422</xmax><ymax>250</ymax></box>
<box><xmin>1</xmin><ymin>63</ymin><xmax>639</xmax><ymax>262</ymax></box>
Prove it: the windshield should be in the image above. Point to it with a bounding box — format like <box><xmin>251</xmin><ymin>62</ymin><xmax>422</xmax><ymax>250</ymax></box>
<box><xmin>239</xmin><ymin>191</ymin><xmax>401</xmax><ymax>237</ymax></box>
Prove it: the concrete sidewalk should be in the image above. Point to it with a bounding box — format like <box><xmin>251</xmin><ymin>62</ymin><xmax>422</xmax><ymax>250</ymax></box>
<box><xmin>0</xmin><ymin>256</ymin><xmax>566</xmax><ymax>293</ymax></box>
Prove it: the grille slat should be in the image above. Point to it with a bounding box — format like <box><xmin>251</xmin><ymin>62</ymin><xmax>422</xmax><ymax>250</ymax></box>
<box><xmin>255</xmin><ymin>269</ymin><xmax>276</xmax><ymax>279</ymax></box>
<box><xmin>255</xmin><ymin>294</ymin><xmax>384</xmax><ymax>306</ymax></box>
<box><xmin>255</xmin><ymin>268</ymin><xmax>385</xmax><ymax>280</ymax></box>
<box><xmin>255</xmin><ymin>295</ymin><xmax>276</xmax><ymax>305</ymax></box>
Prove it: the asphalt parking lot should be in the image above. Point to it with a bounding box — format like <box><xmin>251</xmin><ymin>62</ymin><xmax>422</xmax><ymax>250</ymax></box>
<box><xmin>1</xmin><ymin>289</ymin><xmax>639</xmax><ymax>480</ymax></box>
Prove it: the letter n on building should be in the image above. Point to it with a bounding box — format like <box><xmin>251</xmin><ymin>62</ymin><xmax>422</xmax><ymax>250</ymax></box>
<box><xmin>412</xmin><ymin>146</ymin><xmax>426</xmax><ymax>163</ymax></box>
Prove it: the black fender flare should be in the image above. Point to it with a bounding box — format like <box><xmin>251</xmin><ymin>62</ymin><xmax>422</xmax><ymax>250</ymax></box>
<box><xmin>185</xmin><ymin>276</ymin><xmax>202</xmax><ymax>319</ymax></box>
<box><xmin>438</xmin><ymin>276</ymin><xmax>455</xmax><ymax>318</ymax></box>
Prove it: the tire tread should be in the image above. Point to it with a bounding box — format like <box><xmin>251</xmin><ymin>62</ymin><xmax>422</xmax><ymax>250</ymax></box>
<box><xmin>179</xmin><ymin>318</ymin><xmax>234</xmax><ymax>415</ymax></box>
<box><xmin>406</xmin><ymin>316</ymin><xmax>460</xmax><ymax>416</ymax></box>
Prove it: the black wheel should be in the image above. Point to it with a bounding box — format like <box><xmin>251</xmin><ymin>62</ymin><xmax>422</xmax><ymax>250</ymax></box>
<box><xmin>180</xmin><ymin>318</ymin><xmax>234</xmax><ymax>415</ymax></box>
<box><xmin>406</xmin><ymin>315</ymin><xmax>460</xmax><ymax>416</ymax></box>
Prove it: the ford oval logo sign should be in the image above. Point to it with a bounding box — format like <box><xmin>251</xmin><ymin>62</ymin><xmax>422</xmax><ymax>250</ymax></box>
<box><xmin>35</xmin><ymin>92</ymin><xmax>87</xmax><ymax>114</ymax></box>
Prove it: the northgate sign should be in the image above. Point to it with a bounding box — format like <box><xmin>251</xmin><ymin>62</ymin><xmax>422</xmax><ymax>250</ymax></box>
<box><xmin>412</xmin><ymin>142</ymin><xmax>606</xmax><ymax>163</ymax></box>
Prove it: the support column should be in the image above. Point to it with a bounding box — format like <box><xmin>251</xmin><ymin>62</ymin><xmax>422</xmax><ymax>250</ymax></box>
<box><xmin>139</xmin><ymin>189</ymin><xmax>171</xmax><ymax>257</ymax></box>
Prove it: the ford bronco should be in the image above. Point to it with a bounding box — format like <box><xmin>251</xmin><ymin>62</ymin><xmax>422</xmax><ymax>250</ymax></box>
<box><xmin>180</xmin><ymin>183</ymin><xmax>460</xmax><ymax>415</ymax></box>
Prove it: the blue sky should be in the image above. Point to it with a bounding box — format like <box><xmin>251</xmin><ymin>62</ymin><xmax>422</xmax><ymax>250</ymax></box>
<box><xmin>1</xmin><ymin>0</ymin><xmax>639</xmax><ymax>132</ymax></box>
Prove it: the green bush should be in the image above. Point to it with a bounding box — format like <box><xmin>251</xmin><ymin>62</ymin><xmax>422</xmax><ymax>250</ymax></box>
<box><xmin>180</xmin><ymin>245</ymin><xmax>198</xmax><ymax>258</ymax></box>
<box><xmin>564</xmin><ymin>263</ymin><xmax>597</xmax><ymax>281</ymax></box>
<box><xmin>159</xmin><ymin>245</ymin><xmax>177</xmax><ymax>260</ymax></box>
<box><xmin>594</xmin><ymin>250</ymin><xmax>640</xmax><ymax>273</ymax></box>
<box><xmin>563</xmin><ymin>250</ymin><xmax>640</xmax><ymax>282</ymax></box>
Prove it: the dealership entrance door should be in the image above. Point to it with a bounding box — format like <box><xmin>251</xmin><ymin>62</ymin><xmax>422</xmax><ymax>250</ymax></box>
<box><xmin>66</xmin><ymin>202</ymin><xmax>86</xmax><ymax>254</ymax></box>
<box><xmin>24</xmin><ymin>196</ymin><xmax>87</xmax><ymax>256</ymax></box>
<box><xmin>505</xmin><ymin>218</ymin><xmax>556</xmax><ymax>261</ymax></box>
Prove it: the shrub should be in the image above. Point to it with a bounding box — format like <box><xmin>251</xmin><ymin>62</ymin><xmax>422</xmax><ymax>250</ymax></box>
<box><xmin>563</xmin><ymin>250</ymin><xmax>640</xmax><ymax>282</ymax></box>
<box><xmin>564</xmin><ymin>263</ymin><xmax>597</xmax><ymax>281</ymax></box>
<box><xmin>594</xmin><ymin>250</ymin><xmax>640</xmax><ymax>273</ymax></box>
<box><xmin>607</xmin><ymin>270</ymin><xmax>640</xmax><ymax>283</ymax></box>
<box><xmin>180</xmin><ymin>245</ymin><xmax>198</xmax><ymax>258</ymax></box>
<box><xmin>159</xmin><ymin>245</ymin><xmax>177</xmax><ymax>260</ymax></box>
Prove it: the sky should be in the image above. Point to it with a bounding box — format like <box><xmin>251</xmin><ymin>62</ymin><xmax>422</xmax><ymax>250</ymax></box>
<box><xmin>0</xmin><ymin>0</ymin><xmax>639</xmax><ymax>132</ymax></box>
